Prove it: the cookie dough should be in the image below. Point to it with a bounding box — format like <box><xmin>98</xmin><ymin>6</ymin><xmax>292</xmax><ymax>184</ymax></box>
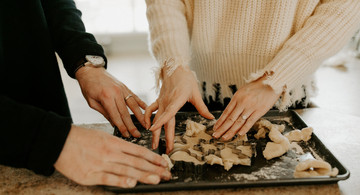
<box><xmin>169</xmin><ymin>120</ymin><xmax>254</xmax><ymax>171</ymax></box>
<box><xmin>262</xmin><ymin>124</ymin><xmax>290</xmax><ymax>160</ymax></box>
<box><xmin>161</xmin><ymin>154</ymin><xmax>174</xmax><ymax>171</ymax></box>
<box><xmin>285</xmin><ymin>127</ymin><xmax>313</xmax><ymax>142</ymax></box>
<box><xmin>293</xmin><ymin>159</ymin><xmax>339</xmax><ymax>178</ymax></box>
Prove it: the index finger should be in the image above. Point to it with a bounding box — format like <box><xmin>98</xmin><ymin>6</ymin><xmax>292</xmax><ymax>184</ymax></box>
<box><xmin>149</xmin><ymin>101</ymin><xmax>185</xmax><ymax>131</ymax></box>
<box><xmin>121</xmin><ymin>139</ymin><xmax>168</xmax><ymax>168</ymax></box>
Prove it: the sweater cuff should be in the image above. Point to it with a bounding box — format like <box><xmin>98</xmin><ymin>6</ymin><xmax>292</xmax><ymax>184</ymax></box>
<box><xmin>27</xmin><ymin>112</ymin><xmax>72</xmax><ymax>176</ymax></box>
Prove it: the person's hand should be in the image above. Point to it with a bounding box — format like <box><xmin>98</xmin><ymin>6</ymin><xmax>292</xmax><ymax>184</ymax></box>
<box><xmin>75</xmin><ymin>66</ymin><xmax>147</xmax><ymax>138</ymax></box>
<box><xmin>54</xmin><ymin>125</ymin><xmax>171</xmax><ymax>188</ymax></box>
<box><xmin>213</xmin><ymin>76</ymin><xmax>281</xmax><ymax>141</ymax></box>
<box><xmin>144</xmin><ymin>66</ymin><xmax>214</xmax><ymax>154</ymax></box>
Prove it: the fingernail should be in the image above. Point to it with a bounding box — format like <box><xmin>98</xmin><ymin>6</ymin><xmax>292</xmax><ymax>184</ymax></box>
<box><xmin>238</xmin><ymin>131</ymin><xmax>245</xmax><ymax>136</ymax></box>
<box><xmin>210</xmin><ymin>114</ymin><xmax>215</xmax><ymax>119</ymax></box>
<box><xmin>134</xmin><ymin>130</ymin><xmax>141</xmax><ymax>138</ymax></box>
<box><xmin>222</xmin><ymin>135</ymin><xmax>229</xmax><ymax>141</ymax></box>
<box><xmin>149</xmin><ymin>125</ymin><xmax>154</xmax><ymax>131</ymax></box>
<box><xmin>162</xmin><ymin>171</ymin><xmax>171</xmax><ymax>179</ymax></box>
<box><xmin>124</xmin><ymin>131</ymin><xmax>130</xmax><ymax>138</ymax></box>
<box><xmin>147</xmin><ymin>175</ymin><xmax>160</xmax><ymax>184</ymax></box>
<box><xmin>152</xmin><ymin>142</ymin><xmax>157</xmax><ymax>150</ymax></box>
<box><xmin>161</xmin><ymin>160</ymin><xmax>168</xmax><ymax>167</ymax></box>
<box><xmin>212</xmin><ymin>132</ymin><xmax>218</xmax><ymax>138</ymax></box>
<box><xmin>126</xmin><ymin>178</ymin><xmax>137</xmax><ymax>188</ymax></box>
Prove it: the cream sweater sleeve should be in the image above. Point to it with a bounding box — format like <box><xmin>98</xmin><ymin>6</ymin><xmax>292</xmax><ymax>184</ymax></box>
<box><xmin>146</xmin><ymin>0</ymin><xmax>192</xmax><ymax>86</ymax></box>
<box><xmin>252</xmin><ymin>0</ymin><xmax>360</xmax><ymax>96</ymax></box>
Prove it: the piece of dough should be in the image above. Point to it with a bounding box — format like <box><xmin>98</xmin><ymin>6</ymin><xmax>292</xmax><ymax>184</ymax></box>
<box><xmin>262</xmin><ymin>141</ymin><xmax>290</xmax><ymax>160</ymax></box>
<box><xmin>220</xmin><ymin>147</ymin><xmax>251</xmax><ymax>170</ymax></box>
<box><xmin>170</xmin><ymin>151</ymin><xmax>205</xmax><ymax>165</ymax></box>
<box><xmin>204</xmin><ymin>154</ymin><xmax>223</xmax><ymax>165</ymax></box>
<box><xmin>293</xmin><ymin>159</ymin><xmax>338</xmax><ymax>178</ymax></box>
<box><xmin>253</xmin><ymin>119</ymin><xmax>285</xmax><ymax>140</ymax></box>
<box><xmin>285</xmin><ymin>127</ymin><xmax>313</xmax><ymax>142</ymax></box>
<box><xmin>161</xmin><ymin>154</ymin><xmax>174</xmax><ymax>171</ymax></box>
<box><xmin>268</xmin><ymin>125</ymin><xmax>288</xmax><ymax>144</ymax></box>
<box><xmin>236</xmin><ymin>145</ymin><xmax>253</xmax><ymax>158</ymax></box>
<box><xmin>185</xmin><ymin>120</ymin><xmax>206</xmax><ymax>136</ymax></box>
<box><xmin>254</xmin><ymin>127</ymin><xmax>267</xmax><ymax>139</ymax></box>
<box><xmin>188</xmin><ymin>148</ymin><xmax>203</xmax><ymax>161</ymax></box>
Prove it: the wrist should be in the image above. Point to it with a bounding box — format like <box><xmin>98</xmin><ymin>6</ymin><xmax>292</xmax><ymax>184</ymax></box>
<box><xmin>74</xmin><ymin>55</ymin><xmax>105</xmax><ymax>76</ymax></box>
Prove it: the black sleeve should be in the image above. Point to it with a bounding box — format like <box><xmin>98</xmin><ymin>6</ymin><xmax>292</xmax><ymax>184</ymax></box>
<box><xmin>41</xmin><ymin>0</ymin><xmax>108</xmax><ymax>78</ymax></box>
<box><xmin>0</xmin><ymin>95</ymin><xmax>72</xmax><ymax>176</ymax></box>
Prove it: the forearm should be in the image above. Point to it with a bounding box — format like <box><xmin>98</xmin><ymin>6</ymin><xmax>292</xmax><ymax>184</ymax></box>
<box><xmin>146</xmin><ymin>0</ymin><xmax>192</xmax><ymax>86</ymax></box>
<box><xmin>255</xmin><ymin>0</ymin><xmax>360</xmax><ymax>94</ymax></box>
<box><xmin>0</xmin><ymin>95</ymin><xmax>72</xmax><ymax>176</ymax></box>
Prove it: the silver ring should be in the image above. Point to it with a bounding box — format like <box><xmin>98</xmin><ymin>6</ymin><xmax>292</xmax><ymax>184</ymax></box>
<box><xmin>241</xmin><ymin>115</ymin><xmax>248</xmax><ymax>120</ymax></box>
<box><xmin>124</xmin><ymin>94</ymin><xmax>133</xmax><ymax>101</ymax></box>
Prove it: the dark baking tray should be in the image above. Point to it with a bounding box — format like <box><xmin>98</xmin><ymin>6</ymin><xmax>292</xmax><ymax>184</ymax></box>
<box><xmin>106</xmin><ymin>110</ymin><xmax>349</xmax><ymax>193</ymax></box>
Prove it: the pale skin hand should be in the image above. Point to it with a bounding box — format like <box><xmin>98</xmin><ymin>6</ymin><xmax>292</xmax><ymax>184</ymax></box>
<box><xmin>144</xmin><ymin>66</ymin><xmax>214</xmax><ymax>154</ymax></box>
<box><xmin>213</xmin><ymin>76</ymin><xmax>281</xmax><ymax>141</ymax></box>
<box><xmin>54</xmin><ymin>125</ymin><xmax>171</xmax><ymax>188</ymax></box>
<box><xmin>76</xmin><ymin>66</ymin><xmax>147</xmax><ymax>138</ymax></box>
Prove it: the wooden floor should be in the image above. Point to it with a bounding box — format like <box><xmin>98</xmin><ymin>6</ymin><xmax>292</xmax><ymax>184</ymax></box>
<box><xmin>60</xmin><ymin>50</ymin><xmax>360</xmax><ymax>124</ymax></box>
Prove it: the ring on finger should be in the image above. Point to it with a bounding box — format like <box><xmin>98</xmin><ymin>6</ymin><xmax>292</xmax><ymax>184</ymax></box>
<box><xmin>241</xmin><ymin>115</ymin><xmax>248</xmax><ymax>120</ymax></box>
<box><xmin>124</xmin><ymin>94</ymin><xmax>133</xmax><ymax>101</ymax></box>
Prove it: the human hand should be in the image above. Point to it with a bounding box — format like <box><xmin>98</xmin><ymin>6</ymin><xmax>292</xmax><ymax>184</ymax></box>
<box><xmin>144</xmin><ymin>66</ymin><xmax>214</xmax><ymax>154</ymax></box>
<box><xmin>54</xmin><ymin>125</ymin><xmax>171</xmax><ymax>188</ymax></box>
<box><xmin>213</xmin><ymin>76</ymin><xmax>281</xmax><ymax>141</ymax></box>
<box><xmin>75</xmin><ymin>66</ymin><xmax>147</xmax><ymax>138</ymax></box>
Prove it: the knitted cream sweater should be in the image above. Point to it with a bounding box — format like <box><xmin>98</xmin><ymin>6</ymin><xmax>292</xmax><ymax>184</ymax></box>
<box><xmin>146</xmin><ymin>0</ymin><xmax>360</xmax><ymax>110</ymax></box>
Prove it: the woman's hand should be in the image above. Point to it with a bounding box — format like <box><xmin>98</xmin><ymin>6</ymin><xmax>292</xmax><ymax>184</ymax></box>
<box><xmin>144</xmin><ymin>66</ymin><xmax>214</xmax><ymax>154</ymax></box>
<box><xmin>54</xmin><ymin>126</ymin><xmax>171</xmax><ymax>188</ymax></box>
<box><xmin>76</xmin><ymin>66</ymin><xmax>147</xmax><ymax>138</ymax></box>
<box><xmin>213</xmin><ymin>76</ymin><xmax>281</xmax><ymax>141</ymax></box>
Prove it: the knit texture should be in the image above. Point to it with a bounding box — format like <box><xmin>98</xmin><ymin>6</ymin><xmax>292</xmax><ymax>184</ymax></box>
<box><xmin>146</xmin><ymin>0</ymin><xmax>360</xmax><ymax>110</ymax></box>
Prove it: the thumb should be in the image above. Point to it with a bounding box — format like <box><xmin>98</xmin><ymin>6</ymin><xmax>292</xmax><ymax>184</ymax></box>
<box><xmin>189</xmin><ymin>91</ymin><xmax>214</xmax><ymax>119</ymax></box>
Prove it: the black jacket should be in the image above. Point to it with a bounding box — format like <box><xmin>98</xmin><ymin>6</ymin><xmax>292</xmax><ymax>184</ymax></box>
<box><xmin>0</xmin><ymin>0</ymin><xmax>106</xmax><ymax>176</ymax></box>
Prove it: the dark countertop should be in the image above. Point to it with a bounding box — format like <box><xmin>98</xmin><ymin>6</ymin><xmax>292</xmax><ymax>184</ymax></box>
<box><xmin>1</xmin><ymin>108</ymin><xmax>359</xmax><ymax>195</ymax></box>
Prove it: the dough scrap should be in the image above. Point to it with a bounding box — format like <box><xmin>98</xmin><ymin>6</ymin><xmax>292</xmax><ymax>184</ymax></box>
<box><xmin>253</xmin><ymin>119</ymin><xmax>285</xmax><ymax>139</ymax></box>
<box><xmin>162</xmin><ymin>154</ymin><xmax>174</xmax><ymax>171</ymax></box>
<box><xmin>220</xmin><ymin>148</ymin><xmax>251</xmax><ymax>170</ymax></box>
<box><xmin>205</xmin><ymin>154</ymin><xmax>223</xmax><ymax>165</ymax></box>
<box><xmin>185</xmin><ymin>120</ymin><xmax>206</xmax><ymax>136</ymax></box>
<box><xmin>263</xmin><ymin>141</ymin><xmax>290</xmax><ymax>160</ymax></box>
<box><xmin>263</xmin><ymin>124</ymin><xmax>290</xmax><ymax>160</ymax></box>
<box><xmin>236</xmin><ymin>145</ymin><xmax>253</xmax><ymax>158</ymax></box>
<box><xmin>293</xmin><ymin>159</ymin><xmax>338</xmax><ymax>178</ymax></box>
<box><xmin>285</xmin><ymin>127</ymin><xmax>313</xmax><ymax>142</ymax></box>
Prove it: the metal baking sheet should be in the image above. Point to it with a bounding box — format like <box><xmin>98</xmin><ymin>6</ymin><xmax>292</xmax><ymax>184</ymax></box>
<box><xmin>106</xmin><ymin>110</ymin><xmax>349</xmax><ymax>193</ymax></box>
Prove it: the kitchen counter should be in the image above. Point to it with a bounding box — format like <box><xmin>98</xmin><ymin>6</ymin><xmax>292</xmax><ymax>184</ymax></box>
<box><xmin>1</xmin><ymin>108</ymin><xmax>359</xmax><ymax>195</ymax></box>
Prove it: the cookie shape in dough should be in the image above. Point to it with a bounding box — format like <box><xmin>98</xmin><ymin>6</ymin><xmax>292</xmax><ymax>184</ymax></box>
<box><xmin>285</xmin><ymin>127</ymin><xmax>313</xmax><ymax>142</ymax></box>
<box><xmin>169</xmin><ymin>120</ymin><xmax>254</xmax><ymax>171</ymax></box>
<box><xmin>220</xmin><ymin>148</ymin><xmax>251</xmax><ymax>170</ymax></box>
<box><xmin>293</xmin><ymin>159</ymin><xmax>339</xmax><ymax>178</ymax></box>
<box><xmin>170</xmin><ymin>151</ymin><xmax>205</xmax><ymax>165</ymax></box>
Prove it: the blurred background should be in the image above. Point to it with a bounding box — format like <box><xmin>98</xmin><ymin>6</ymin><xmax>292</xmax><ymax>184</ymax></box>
<box><xmin>60</xmin><ymin>0</ymin><xmax>360</xmax><ymax>124</ymax></box>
